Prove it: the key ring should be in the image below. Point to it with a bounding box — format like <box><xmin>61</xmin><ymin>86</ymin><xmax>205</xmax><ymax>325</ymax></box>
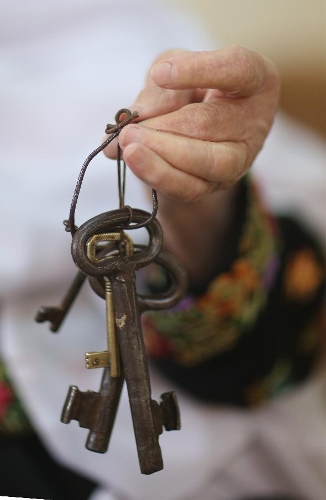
<box><xmin>66</xmin><ymin>109</ymin><xmax>158</xmax><ymax>237</ymax></box>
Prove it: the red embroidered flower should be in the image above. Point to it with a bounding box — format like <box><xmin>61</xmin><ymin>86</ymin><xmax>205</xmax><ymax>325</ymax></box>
<box><xmin>142</xmin><ymin>314</ymin><xmax>173</xmax><ymax>358</ymax></box>
<box><xmin>0</xmin><ymin>382</ymin><xmax>13</xmax><ymax>418</ymax></box>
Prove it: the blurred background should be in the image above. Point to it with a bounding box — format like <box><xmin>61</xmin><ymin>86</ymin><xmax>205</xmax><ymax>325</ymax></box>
<box><xmin>163</xmin><ymin>0</ymin><xmax>326</xmax><ymax>138</ymax></box>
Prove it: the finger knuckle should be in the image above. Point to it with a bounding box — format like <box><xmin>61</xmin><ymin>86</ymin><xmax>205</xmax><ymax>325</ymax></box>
<box><xmin>230</xmin><ymin>44</ymin><xmax>265</xmax><ymax>93</ymax></box>
<box><xmin>182</xmin><ymin>102</ymin><xmax>228</xmax><ymax>139</ymax></box>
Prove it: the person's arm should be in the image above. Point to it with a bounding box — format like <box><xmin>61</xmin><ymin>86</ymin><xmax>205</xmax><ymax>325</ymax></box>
<box><xmin>104</xmin><ymin>45</ymin><xmax>280</xmax><ymax>289</ymax></box>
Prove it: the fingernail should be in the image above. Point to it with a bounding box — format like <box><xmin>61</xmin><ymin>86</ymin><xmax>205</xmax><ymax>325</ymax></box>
<box><xmin>151</xmin><ymin>62</ymin><xmax>173</xmax><ymax>86</ymax></box>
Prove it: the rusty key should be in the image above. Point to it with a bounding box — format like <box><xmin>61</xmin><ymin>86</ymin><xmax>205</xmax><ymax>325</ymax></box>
<box><xmin>61</xmin><ymin>231</ymin><xmax>132</xmax><ymax>452</ymax></box>
<box><xmin>71</xmin><ymin>207</ymin><xmax>187</xmax><ymax>474</ymax></box>
<box><xmin>35</xmin><ymin>236</ymin><xmax>121</xmax><ymax>332</ymax></box>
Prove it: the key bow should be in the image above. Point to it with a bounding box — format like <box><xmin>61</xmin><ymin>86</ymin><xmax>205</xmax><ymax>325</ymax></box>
<box><xmin>71</xmin><ymin>208</ymin><xmax>162</xmax><ymax>276</ymax></box>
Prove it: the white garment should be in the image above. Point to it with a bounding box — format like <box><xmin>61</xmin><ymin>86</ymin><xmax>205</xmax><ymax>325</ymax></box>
<box><xmin>0</xmin><ymin>1</ymin><xmax>325</xmax><ymax>499</ymax></box>
<box><xmin>254</xmin><ymin>114</ymin><xmax>326</xmax><ymax>252</ymax></box>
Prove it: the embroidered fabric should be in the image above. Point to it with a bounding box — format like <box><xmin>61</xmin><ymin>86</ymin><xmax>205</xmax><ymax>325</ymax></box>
<box><xmin>143</xmin><ymin>177</ymin><xmax>325</xmax><ymax>406</ymax></box>
<box><xmin>1</xmin><ymin>177</ymin><xmax>325</xmax><ymax>433</ymax></box>
<box><xmin>144</xmin><ymin>179</ymin><xmax>280</xmax><ymax>366</ymax></box>
<box><xmin>0</xmin><ymin>358</ymin><xmax>32</xmax><ymax>435</ymax></box>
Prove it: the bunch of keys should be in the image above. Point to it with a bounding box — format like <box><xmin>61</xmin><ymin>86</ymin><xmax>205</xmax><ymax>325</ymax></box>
<box><xmin>35</xmin><ymin>109</ymin><xmax>188</xmax><ymax>475</ymax></box>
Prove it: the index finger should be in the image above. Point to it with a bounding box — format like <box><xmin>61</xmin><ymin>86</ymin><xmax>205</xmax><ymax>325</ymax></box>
<box><xmin>151</xmin><ymin>45</ymin><xmax>278</xmax><ymax>97</ymax></box>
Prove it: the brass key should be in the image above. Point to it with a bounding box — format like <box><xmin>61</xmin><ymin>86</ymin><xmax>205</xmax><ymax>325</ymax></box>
<box><xmin>84</xmin><ymin>232</ymin><xmax>133</xmax><ymax>373</ymax></box>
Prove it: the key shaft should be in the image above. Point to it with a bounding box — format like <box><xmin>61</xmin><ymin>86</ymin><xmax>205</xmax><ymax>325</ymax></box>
<box><xmin>105</xmin><ymin>277</ymin><xmax>120</xmax><ymax>377</ymax></box>
<box><xmin>111</xmin><ymin>267</ymin><xmax>163</xmax><ymax>474</ymax></box>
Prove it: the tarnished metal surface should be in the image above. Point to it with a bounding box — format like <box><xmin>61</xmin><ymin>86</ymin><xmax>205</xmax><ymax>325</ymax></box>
<box><xmin>70</xmin><ymin>208</ymin><xmax>187</xmax><ymax>474</ymax></box>
<box><xmin>61</xmin><ymin>368</ymin><xmax>124</xmax><ymax>454</ymax></box>
<box><xmin>35</xmin><ymin>270</ymin><xmax>86</xmax><ymax>332</ymax></box>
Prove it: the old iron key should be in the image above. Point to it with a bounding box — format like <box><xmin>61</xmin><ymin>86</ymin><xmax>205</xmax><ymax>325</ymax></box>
<box><xmin>61</xmin><ymin>231</ymin><xmax>132</xmax><ymax>453</ymax></box>
<box><xmin>35</xmin><ymin>239</ymin><xmax>119</xmax><ymax>332</ymax></box>
<box><xmin>71</xmin><ymin>207</ymin><xmax>187</xmax><ymax>475</ymax></box>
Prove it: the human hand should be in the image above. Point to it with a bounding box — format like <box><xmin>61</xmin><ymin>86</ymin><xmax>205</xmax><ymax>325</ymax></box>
<box><xmin>104</xmin><ymin>45</ymin><xmax>280</xmax><ymax>202</ymax></box>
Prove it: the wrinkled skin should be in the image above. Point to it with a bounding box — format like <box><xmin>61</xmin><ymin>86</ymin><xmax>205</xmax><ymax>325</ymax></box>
<box><xmin>104</xmin><ymin>45</ymin><xmax>280</xmax><ymax>288</ymax></box>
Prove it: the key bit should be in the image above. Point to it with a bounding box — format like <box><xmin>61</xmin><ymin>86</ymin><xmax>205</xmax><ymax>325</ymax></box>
<box><xmin>150</xmin><ymin>391</ymin><xmax>181</xmax><ymax>437</ymax></box>
<box><xmin>85</xmin><ymin>351</ymin><xmax>110</xmax><ymax>369</ymax></box>
<box><xmin>85</xmin><ymin>372</ymin><xmax>123</xmax><ymax>453</ymax></box>
<box><xmin>160</xmin><ymin>391</ymin><xmax>181</xmax><ymax>432</ymax></box>
<box><xmin>61</xmin><ymin>368</ymin><xmax>124</xmax><ymax>453</ymax></box>
<box><xmin>35</xmin><ymin>305</ymin><xmax>63</xmax><ymax>330</ymax></box>
<box><xmin>61</xmin><ymin>385</ymin><xmax>100</xmax><ymax>428</ymax></box>
<box><xmin>35</xmin><ymin>271</ymin><xmax>86</xmax><ymax>332</ymax></box>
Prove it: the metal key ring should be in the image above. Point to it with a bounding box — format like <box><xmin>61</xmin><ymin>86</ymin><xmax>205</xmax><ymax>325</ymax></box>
<box><xmin>88</xmin><ymin>245</ymin><xmax>188</xmax><ymax>312</ymax></box>
<box><xmin>71</xmin><ymin>208</ymin><xmax>162</xmax><ymax>277</ymax></box>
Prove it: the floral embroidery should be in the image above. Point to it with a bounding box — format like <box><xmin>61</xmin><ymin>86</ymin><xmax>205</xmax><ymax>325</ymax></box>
<box><xmin>143</xmin><ymin>179</ymin><xmax>280</xmax><ymax>366</ymax></box>
<box><xmin>0</xmin><ymin>381</ymin><xmax>13</xmax><ymax>418</ymax></box>
<box><xmin>284</xmin><ymin>248</ymin><xmax>325</xmax><ymax>302</ymax></box>
<box><xmin>243</xmin><ymin>359</ymin><xmax>293</xmax><ymax>406</ymax></box>
<box><xmin>0</xmin><ymin>359</ymin><xmax>32</xmax><ymax>435</ymax></box>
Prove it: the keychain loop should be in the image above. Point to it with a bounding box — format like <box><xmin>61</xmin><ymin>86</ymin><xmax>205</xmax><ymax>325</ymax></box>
<box><xmin>66</xmin><ymin>109</ymin><xmax>158</xmax><ymax>237</ymax></box>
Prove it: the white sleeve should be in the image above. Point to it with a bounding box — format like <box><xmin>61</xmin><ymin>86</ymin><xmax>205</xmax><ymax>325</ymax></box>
<box><xmin>253</xmin><ymin>112</ymin><xmax>326</xmax><ymax>252</ymax></box>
